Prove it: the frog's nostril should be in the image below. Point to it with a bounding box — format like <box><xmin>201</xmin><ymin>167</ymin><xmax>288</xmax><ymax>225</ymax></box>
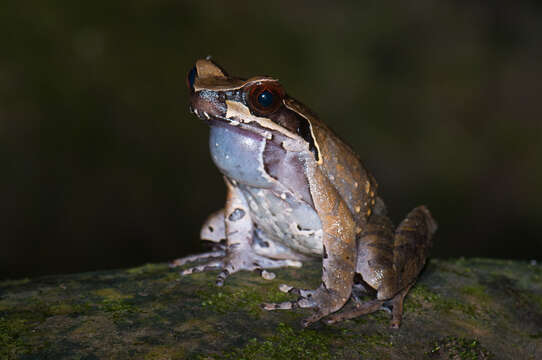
<box><xmin>187</xmin><ymin>66</ymin><xmax>197</xmax><ymax>91</ymax></box>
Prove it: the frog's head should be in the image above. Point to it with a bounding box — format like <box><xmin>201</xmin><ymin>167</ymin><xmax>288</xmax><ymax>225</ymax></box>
<box><xmin>187</xmin><ymin>58</ymin><xmax>320</xmax><ymax>162</ymax></box>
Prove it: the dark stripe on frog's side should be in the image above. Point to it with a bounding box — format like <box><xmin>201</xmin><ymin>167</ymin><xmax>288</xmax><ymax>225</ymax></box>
<box><xmin>263</xmin><ymin>106</ymin><xmax>319</xmax><ymax>162</ymax></box>
<box><xmin>296</xmin><ymin>116</ymin><xmax>319</xmax><ymax>161</ymax></box>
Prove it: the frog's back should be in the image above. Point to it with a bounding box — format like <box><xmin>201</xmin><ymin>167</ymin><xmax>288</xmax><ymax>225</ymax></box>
<box><xmin>285</xmin><ymin>98</ymin><xmax>377</xmax><ymax>224</ymax></box>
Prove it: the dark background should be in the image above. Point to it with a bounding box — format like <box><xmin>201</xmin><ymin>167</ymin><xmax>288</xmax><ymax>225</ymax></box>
<box><xmin>2</xmin><ymin>1</ymin><xmax>541</xmax><ymax>280</ymax></box>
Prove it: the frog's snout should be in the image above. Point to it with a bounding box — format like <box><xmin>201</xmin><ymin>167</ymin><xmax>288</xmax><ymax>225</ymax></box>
<box><xmin>188</xmin><ymin>90</ymin><xmax>226</xmax><ymax>122</ymax></box>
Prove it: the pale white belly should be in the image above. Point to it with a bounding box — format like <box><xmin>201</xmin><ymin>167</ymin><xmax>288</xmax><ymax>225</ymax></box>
<box><xmin>240</xmin><ymin>185</ymin><xmax>323</xmax><ymax>256</ymax></box>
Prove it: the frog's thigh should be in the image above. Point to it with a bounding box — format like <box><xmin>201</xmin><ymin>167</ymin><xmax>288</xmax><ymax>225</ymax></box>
<box><xmin>358</xmin><ymin>207</ymin><xmax>436</xmax><ymax>301</ymax></box>
<box><xmin>389</xmin><ymin>205</ymin><xmax>436</xmax><ymax>295</ymax></box>
<box><xmin>356</xmin><ymin>214</ymin><xmax>397</xmax><ymax>299</ymax></box>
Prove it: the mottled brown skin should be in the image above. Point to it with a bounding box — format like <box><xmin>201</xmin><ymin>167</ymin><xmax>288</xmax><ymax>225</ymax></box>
<box><xmin>173</xmin><ymin>58</ymin><xmax>437</xmax><ymax>328</ymax></box>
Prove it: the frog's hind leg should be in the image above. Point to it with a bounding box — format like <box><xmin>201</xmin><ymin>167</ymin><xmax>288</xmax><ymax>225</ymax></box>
<box><xmin>323</xmin><ymin>283</ymin><xmax>413</xmax><ymax>326</ymax></box>
<box><xmin>324</xmin><ymin>206</ymin><xmax>436</xmax><ymax>328</ymax></box>
<box><xmin>389</xmin><ymin>206</ymin><xmax>437</xmax><ymax>298</ymax></box>
<box><xmin>322</xmin><ymin>298</ymin><xmax>386</xmax><ymax>325</ymax></box>
<box><xmin>382</xmin><ymin>205</ymin><xmax>436</xmax><ymax>328</ymax></box>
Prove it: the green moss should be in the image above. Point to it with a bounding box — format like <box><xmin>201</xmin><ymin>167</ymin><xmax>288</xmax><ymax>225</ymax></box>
<box><xmin>71</xmin><ymin>302</ymin><xmax>94</xmax><ymax>315</ymax></box>
<box><xmin>217</xmin><ymin>322</ymin><xmax>331</xmax><ymax>360</ymax></box>
<box><xmin>461</xmin><ymin>285</ymin><xmax>491</xmax><ymax>304</ymax></box>
<box><xmin>436</xmin><ymin>262</ymin><xmax>474</xmax><ymax>278</ymax></box>
<box><xmin>47</xmin><ymin>301</ymin><xmax>93</xmax><ymax>317</ymax></box>
<box><xmin>48</xmin><ymin>303</ymin><xmax>75</xmax><ymax>316</ymax></box>
<box><xmin>69</xmin><ymin>315</ymin><xmax>115</xmax><ymax>340</ymax></box>
<box><xmin>125</xmin><ymin>263</ymin><xmax>168</xmax><ymax>275</ymax></box>
<box><xmin>407</xmin><ymin>284</ymin><xmax>478</xmax><ymax>318</ymax></box>
<box><xmin>1</xmin><ymin>258</ymin><xmax>540</xmax><ymax>358</ymax></box>
<box><xmin>405</xmin><ymin>284</ymin><xmax>441</xmax><ymax>312</ymax></box>
<box><xmin>0</xmin><ymin>300</ymin><xmax>13</xmax><ymax>312</ymax></box>
<box><xmin>0</xmin><ymin>317</ymin><xmax>29</xmax><ymax>359</ymax></box>
<box><xmin>411</xmin><ymin>284</ymin><xmax>441</xmax><ymax>302</ymax></box>
<box><xmin>144</xmin><ymin>345</ymin><xmax>186</xmax><ymax>359</ymax></box>
<box><xmin>91</xmin><ymin>288</ymin><xmax>140</xmax><ymax>321</ymax></box>
<box><xmin>198</xmin><ymin>288</ymin><xmax>290</xmax><ymax>317</ymax></box>
<box><xmin>355</xmin><ymin>331</ymin><xmax>393</xmax><ymax>358</ymax></box>
<box><xmin>94</xmin><ymin>288</ymin><xmax>133</xmax><ymax>301</ymax></box>
<box><xmin>364</xmin><ymin>307</ymin><xmax>393</xmax><ymax>326</ymax></box>
<box><xmin>100</xmin><ymin>299</ymin><xmax>138</xmax><ymax>321</ymax></box>
<box><xmin>427</xmin><ymin>336</ymin><xmax>493</xmax><ymax>359</ymax></box>
<box><xmin>460</xmin><ymin>285</ymin><xmax>488</xmax><ymax>299</ymax></box>
<box><xmin>438</xmin><ymin>299</ymin><xmax>478</xmax><ymax>318</ymax></box>
<box><xmin>0</xmin><ymin>278</ymin><xmax>30</xmax><ymax>287</ymax></box>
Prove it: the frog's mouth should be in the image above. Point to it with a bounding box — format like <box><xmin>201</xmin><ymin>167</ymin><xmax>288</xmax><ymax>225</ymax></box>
<box><xmin>189</xmin><ymin>104</ymin><xmax>274</xmax><ymax>140</ymax></box>
<box><xmin>189</xmin><ymin>104</ymin><xmax>216</xmax><ymax>122</ymax></box>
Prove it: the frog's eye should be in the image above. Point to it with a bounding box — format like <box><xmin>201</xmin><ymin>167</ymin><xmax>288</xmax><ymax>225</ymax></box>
<box><xmin>247</xmin><ymin>83</ymin><xmax>284</xmax><ymax>115</ymax></box>
<box><xmin>187</xmin><ymin>66</ymin><xmax>197</xmax><ymax>92</ymax></box>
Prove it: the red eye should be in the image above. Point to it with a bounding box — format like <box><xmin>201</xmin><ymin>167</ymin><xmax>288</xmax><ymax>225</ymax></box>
<box><xmin>247</xmin><ymin>82</ymin><xmax>284</xmax><ymax>115</ymax></box>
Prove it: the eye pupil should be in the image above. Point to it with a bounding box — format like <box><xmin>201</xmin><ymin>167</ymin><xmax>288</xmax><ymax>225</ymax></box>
<box><xmin>257</xmin><ymin>90</ymin><xmax>274</xmax><ymax>107</ymax></box>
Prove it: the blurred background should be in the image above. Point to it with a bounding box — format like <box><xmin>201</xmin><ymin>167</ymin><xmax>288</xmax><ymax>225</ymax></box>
<box><xmin>1</xmin><ymin>1</ymin><xmax>541</xmax><ymax>280</ymax></box>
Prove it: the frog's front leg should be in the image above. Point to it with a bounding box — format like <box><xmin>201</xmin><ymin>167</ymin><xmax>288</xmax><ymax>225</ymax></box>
<box><xmin>170</xmin><ymin>209</ymin><xmax>227</xmax><ymax>268</ymax></box>
<box><xmin>179</xmin><ymin>178</ymin><xmax>302</xmax><ymax>285</ymax></box>
<box><xmin>264</xmin><ymin>172</ymin><xmax>357</xmax><ymax>327</ymax></box>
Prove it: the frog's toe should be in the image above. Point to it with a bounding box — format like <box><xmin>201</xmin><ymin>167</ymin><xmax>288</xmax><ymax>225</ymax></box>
<box><xmin>262</xmin><ymin>301</ymin><xmax>297</xmax><ymax>310</ymax></box>
<box><xmin>322</xmin><ymin>299</ymin><xmax>385</xmax><ymax>325</ymax></box>
<box><xmin>301</xmin><ymin>311</ymin><xmax>328</xmax><ymax>327</ymax></box>
<box><xmin>180</xmin><ymin>260</ymin><xmax>224</xmax><ymax>275</ymax></box>
<box><xmin>216</xmin><ymin>268</ymin><xmax>232</xmax><ymax>286</ymax></box>
<box><xmin>170</xmin><ymin>250</ymin><xmax>226</xmax><ymax>268</ymax></box>
<box><xmin>264</xmin><ymin>286</ymin><xmax>347</xmax><ymax>327</ymax></box>
<box><xmin>262</xmin><ymin>297</ymin><xmax>316</xmax><ymax>311</ymax></box>
<box><xmin>277</xmin><ymin>284</ymin><xmax>315</xmax><ymax>298</ymax></box>
<box><xmin>259</xmin><ymin>269</ymin><xmax>276</xmax><ymax>280</ymax></box>
<box><xmin>263</xmin><ymin>285</ymin><xmax>318</xmax><ymax>311</ymax></box>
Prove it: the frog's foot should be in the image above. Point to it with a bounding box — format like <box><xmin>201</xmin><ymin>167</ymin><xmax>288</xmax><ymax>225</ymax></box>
<box><xmin>178</xmin><ymin>249</ymin><xmax>302</xmax><ymax>286</ymax></box>
<box><xmin>262</xmin><ymin>285</ymin><xmax>347</xmax><ymax>327</ymax></box>
<box><xmin>388</xmin><ymin>283</ymin><xmax>413</xmax><ymax>329</ymax></box>
<box><xmin>215</xmin><ymin>252</ymin><xmax>302</xmax><ymax>286</ymax></box>
<box><xmin>322</xmin><ymin>283</ymin><xmax>413</xmax><ymax>329</ymax></box>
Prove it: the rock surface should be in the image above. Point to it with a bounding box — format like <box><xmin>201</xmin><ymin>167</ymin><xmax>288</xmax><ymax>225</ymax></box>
<box><xmin>1</xmin><ymin>258</ymin><xmax>541</xmax><ymax>359</ymax></box>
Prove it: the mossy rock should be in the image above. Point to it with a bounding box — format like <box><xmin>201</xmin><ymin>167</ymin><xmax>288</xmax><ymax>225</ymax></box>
<box><xmin>1</xmin><ymin>258</ymin><xmax>541</xmax><ymax>359</ymax></box>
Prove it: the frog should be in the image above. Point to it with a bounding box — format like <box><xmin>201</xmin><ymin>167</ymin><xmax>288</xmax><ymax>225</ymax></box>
<box><xmin>172</xmin><ymin>58</ymin><xmax>437</xmax><ymax>328</ymax></box>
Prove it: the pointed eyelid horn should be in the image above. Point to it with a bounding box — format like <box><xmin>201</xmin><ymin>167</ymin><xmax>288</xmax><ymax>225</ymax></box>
<box><xmin>193</xmin><ymin>58</ymin><xmax>246</xmax><ymax>91</ymax></box>
<box><xmin>195</xmin><ymin>59</ymin><xmax>227</xmax><ymax>79</ymax></box>
<box><xmin>193</xmin><ymin>58</ymin><xmax>278</xmax><ymax>92</ymax></box>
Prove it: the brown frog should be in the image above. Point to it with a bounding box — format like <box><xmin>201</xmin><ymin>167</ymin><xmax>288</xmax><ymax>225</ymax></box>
<box><xmin>172</xmin><ymin>58</ymin><xmax>437</xmax><ymax>328</ymax></box>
